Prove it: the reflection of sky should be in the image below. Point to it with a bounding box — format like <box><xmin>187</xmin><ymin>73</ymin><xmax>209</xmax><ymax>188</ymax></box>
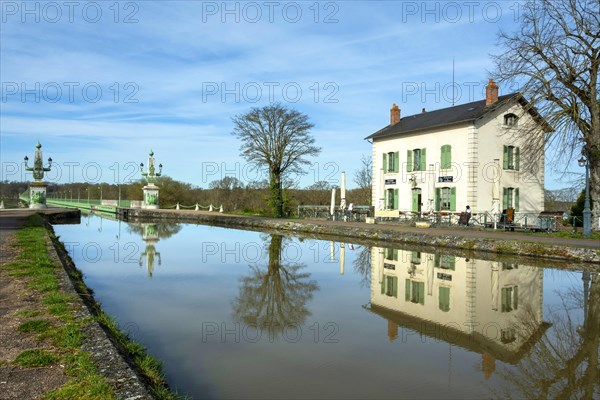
<box><xmin>54</xmin><ymin>216</ymin><xmax>582</xmax><ymax>399</ymax></box>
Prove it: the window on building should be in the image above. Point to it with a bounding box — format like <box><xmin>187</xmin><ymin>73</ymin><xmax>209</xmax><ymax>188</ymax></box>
<box><xmin>501</xmin><ymin>328</ymin><xmax>517</xmax><ymax>343</ymax></box>
<box><xmin>501</xmin><ymin>286</ymin><xmax>519</xmax><ymax>312</ymax></box>
<box><xmin>384</xmin><ymin>276</ymin><xmax>398</xmax><ymax>298</ymax></box>
<box><xmin>435</xmin><ymin>187</ymin><xmax>456</xmax><ymax>211</ymax></box>
<box><xmin>439</xmin><ymin>286</ymin><xmax>450</xmax><ymax>312</ymax></box>
<box><xmin>407</xmin><ymin>148</ymin><xmax>426</xmax><ymax>172</ymax></box>
<box><xmin>501</xmin><ymin>262</ymin><xmax>518</xmax><ymax>270</ymax></box>
<box><xmin>504</xmin><ymin>113</ymin><xmax>518</xmax><ymax>127</ymax></box>
<box><xmin>383</xmin><ymin>151</ymin><xmax>399</xmax><ymax>173</ymax></box>
<box><xmin>440</xmin><ymin>144</ymin><xmax>452</xmax><ymax>169</ymax></box>
<box><xmin>384</xmin><ymin>248</ymin><xmax>399</xmax><ymax>261</ymax></box>
<box><xmin>405</xmin><ymin>279</ymin><xmax>425</xmax><ymax>305</ymax></box>
<box><xmin>435</xmin><ymin>254</ymin><xmax>455</xmax><ymax>270</ymax></box>
<box><xmin>385</xmin><ymin>188</ymin><xmax>398</xmax><ymax>210</ymax></box>
<box><xmin>502</xmin><ymin>187</ymin><xmax>520</xmax><ymax>211</ymax></box>
<box><xmin>503</xmin><ymin>145</ymin><xmax>520</xmax><ymax>170</ymax></box>
<box><xmin>413</xmin><ymin>149</ymin><xmax>421</xmax><ymax>170</ymax></box>
<box><xmin>411</xmin><ymin>251</ymin><xmax>421</xmax><ymax>265</ymax></box>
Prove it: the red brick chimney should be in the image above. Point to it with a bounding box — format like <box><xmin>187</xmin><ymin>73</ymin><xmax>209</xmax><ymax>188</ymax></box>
<box><xmin>390</xmin><ymin>103</ymin><xmax>400</xmax><ymax>125</ymax></box>
<box><xmin>486</xmin><ymin>79</ymin><xmax>499</xmax><ymax>106</ymax></box>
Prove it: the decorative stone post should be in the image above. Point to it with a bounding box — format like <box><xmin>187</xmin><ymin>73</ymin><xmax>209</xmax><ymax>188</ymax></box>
<box><xmin>24</xmin><ymin>142</ymin><xmax>52</xmax><ymax>209</ymax></box>
<box><xmin>140</xmin><ymin>150</ymin><xmax>162</xmax><ymax>209</ymax></box>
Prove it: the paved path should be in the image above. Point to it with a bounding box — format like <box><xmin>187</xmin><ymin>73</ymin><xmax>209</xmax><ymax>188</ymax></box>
<box><xmin>129</xmin><ymin>208</ymin><xmax>600</xmax><ymax>249</ymax></box>
<box><xmin>4</xmin><ymin>207</ymin><xmax>596</xmax><ymax>249</ymax></box>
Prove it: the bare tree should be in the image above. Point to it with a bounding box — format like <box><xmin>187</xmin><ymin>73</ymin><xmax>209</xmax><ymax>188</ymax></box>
<box><xmin>208</xmin><ymin>176</ymin><xmax>244</xmax><ymax>190</ymax></box>
<box><xmin>232</xmin><ymin>104</ymin><xmax>321</xmax><ymax>217</ymax></box>
<box><xmin>492</xmin><ymin>0</ymin><xmax>599</xmax><ymax>221</ymax></box>
<box><xmin>353</xmin><ymin>154</ymin><xmax>372</xmax><ymax>205</ymax></box>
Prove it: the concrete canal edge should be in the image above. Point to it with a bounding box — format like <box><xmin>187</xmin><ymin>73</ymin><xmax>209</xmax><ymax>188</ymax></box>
<box><xmin>122</xmin><ymin>209</ymin><xmax>600</xmax><ymax>266</ymax></box>
<box><xmin>43</xmin><ymin>221</ymin><xmax>169</xmax><ymax>399</ymax></box>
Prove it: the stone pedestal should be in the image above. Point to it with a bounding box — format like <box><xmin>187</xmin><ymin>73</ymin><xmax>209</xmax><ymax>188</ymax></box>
<box><xmin>29</xmin><ymin>182</ymin><xmax>48</xmax><ymax>209</ymax></box>
<box><xmin>143</xmin><ymin>185</ymin><xmax>160</xmax><ymax>209</ymax></box>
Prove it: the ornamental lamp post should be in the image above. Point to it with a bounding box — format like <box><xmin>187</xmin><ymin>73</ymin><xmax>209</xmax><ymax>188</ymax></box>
<box><xmin>24</xmin><ymin>142</ymin><xmax>52</xmax><ymax>209</ymax></box>
<box><xmin>578</xmin><ymin>154</ymin><xmax>591</xmax><ymax>238</ymax></box>
<box><xmin>140</xmin><ymin>150</ymin><xmax>163</xmax><ymax>209</ymax></box>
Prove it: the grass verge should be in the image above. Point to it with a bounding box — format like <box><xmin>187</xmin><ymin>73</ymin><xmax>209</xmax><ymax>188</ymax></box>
<box><xmin>5</xmin><ymin>214</ymin><xmax>117</xmax><ymax>399</ymax></box>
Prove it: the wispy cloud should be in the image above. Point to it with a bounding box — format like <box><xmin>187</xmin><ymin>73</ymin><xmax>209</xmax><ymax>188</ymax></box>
<box><xmin>3</xmin><ymin>0</ymin><xmax>566</xmax><ymax>189</ymax></box>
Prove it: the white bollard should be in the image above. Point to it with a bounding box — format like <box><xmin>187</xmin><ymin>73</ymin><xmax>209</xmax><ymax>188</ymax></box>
<box><xmin>176</xmin><ymin>203</ymin><xmax>180</xmax><ymax>210</ymax></box>
<box><xmin>219</xmin><ymin>205</ymin><xmax>223</xmax><ymax>213</ymax></box>
<box><xmin>195</xmin><ymin>203</ymin><xmax>199</xmax><ymax>211</ymax></box>
<box><xmin>209</xmin><ymin>204</ymin><xmax>213</xmax><ymax>212</ymax></box>
<box><xmin>0</xmin><ymin>200</ymin><xmax>4</xmax><ymax>209</ymax></box>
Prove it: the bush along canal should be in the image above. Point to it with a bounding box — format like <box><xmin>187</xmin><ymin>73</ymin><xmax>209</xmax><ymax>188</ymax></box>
<box><xmin>0</xmin><ymin>214</ymin><xmax>185</xmax><ymax>399</ymax></box>
<box><xmin>49</xmin><ymin>214</ymin><xmax>599</xmax><ymax>399</ymax></box>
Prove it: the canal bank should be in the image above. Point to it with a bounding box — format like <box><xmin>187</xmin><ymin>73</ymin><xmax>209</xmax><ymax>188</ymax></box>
<box><xmin>122</xmin><ymin>208</ymin><xmax>600</xmax><ymax>266</ymax></box>
<box><xmin>0</xmin><ymin>213</ymin><xmax>180</xmax><ymax>399</ymax></box>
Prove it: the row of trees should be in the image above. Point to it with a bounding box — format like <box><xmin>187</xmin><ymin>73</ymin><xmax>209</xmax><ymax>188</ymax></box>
<box><xmin>0</xmin><ymin>176</ymin><xmax>370</xmax><ymax>215</ymax></box>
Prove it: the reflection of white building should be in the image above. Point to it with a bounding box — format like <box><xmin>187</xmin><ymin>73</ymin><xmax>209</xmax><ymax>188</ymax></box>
<box><xmin>368</xmin><ymin>247</ymin><xmax>549</xmax><ymax>378</ymax></box>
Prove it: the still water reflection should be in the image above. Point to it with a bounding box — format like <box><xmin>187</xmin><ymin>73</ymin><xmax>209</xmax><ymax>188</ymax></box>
<box><xmin>54</xmin><ymin>215</ymin><xmax>599</xmax><ymax>399</ymax></box>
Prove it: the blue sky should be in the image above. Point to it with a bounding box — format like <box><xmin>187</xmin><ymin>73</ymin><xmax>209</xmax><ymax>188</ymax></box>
<box><xmin>0</xmin><ymin>1</ymin><xmax>581</xmax><ymax>190</ymax></box>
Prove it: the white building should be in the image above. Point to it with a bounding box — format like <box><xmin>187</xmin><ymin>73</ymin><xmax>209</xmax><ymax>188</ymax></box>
<box><xmin>366</xmin><ymin>80</ymin><xmax>551</xmax><ymax>220</ymax></box>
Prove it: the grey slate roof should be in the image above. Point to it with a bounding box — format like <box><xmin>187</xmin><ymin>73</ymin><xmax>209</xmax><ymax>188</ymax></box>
<box><xmin>365</xmin><ymin>93</ymin><xmax>550</xmax><ymax>141</ymax></box>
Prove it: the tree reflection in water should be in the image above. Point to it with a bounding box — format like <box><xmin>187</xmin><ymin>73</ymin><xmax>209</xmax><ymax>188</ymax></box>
<box><xmin>352</xmin><ymin>245</ymin><xmax>371</xmax><ymax>288</ymax></box>
<box><xmin>232</xmin><ymin>234</ymin><xmax>319</xmax><ymax>340</ymax></box>
<box><xmin>498</xmin><ymin>271</ymin><xmax>599</xmax><ymax>399</ymax></box>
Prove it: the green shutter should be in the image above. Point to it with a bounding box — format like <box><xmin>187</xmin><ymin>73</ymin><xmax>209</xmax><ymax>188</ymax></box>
<box><xmin>392</xmin><ymin>277</ymin><xmax>398</xmax><ymax>298</ymax></box>
<box><xmin>394</xmin><ymin>151</ymin><xmax>399</xmax><ymax>172</ymax></box>
<box><xmin>407</xmin><ymin>150</ymin><xmax>412</xmax><ymax>172</ymax></box>
<box><xmin>503</xmin><ymin>145</ymin><xmax>509</xmax><ymax>169</ymax></box>
<box><xmin>381</xmin><ymin>277</ymin><xmax>385</xmax><ymax>294</ymax></box>
<box><xmin>412</xmin><ymin>190</ymin><xmax>418</xmax><ymax>212</ymax></box>
<box><xmin>503</xmin><ymin>187</ymin><xmax>508</xmax><ymax>210</ymax></box>
<box><xmin>405</xmin><ymin>279</ymin><xmax>410</xmax><ymax>301</ymax></box>
<box><xmin>441</xmin><ymin>145</ymin><xmax>452</xmax><ymax>169</ymax></box>
<box><xmin>384</xmin><ymin>190</ymin><xmax>388</xmax><ymax>210</ymax></box>
<box><xmin>418</xmin><ymin>282</ymin><xmax>425</xmax><ymax>305</ymax></box>
<box><xmin>439</xmin><ymin>286</ymin><xmax>450</xmax><ymax>312</ymax></box>
<box><xmin>515</xmin><ymin>147</ymin><xmax>520</xmax><ymax>171</ymax></box>
<box><xmin>420</xmin><ymin>148</ymin><xmax>427</xmax><ymax>171</ymax></box>
<box><xmin>393</xmin><ymin>189</ymin><xmax>399</xmax><ymax>210</ymax></box>
<box><xmin>383</xmin><ymin>153</ymin><xmax>388</xmax><ymax>173</ymax></box>
<box><xmin>447</xmin><ymin>256</ymin><xmax>455</xmax><ymax>270</ymax></box>
<box><xmin>515</xmin><ymin>188</ymin><xmax>520</xmax><ymax>212</ymax></box>
<box><xmin>440</xmin><ymin>145</ymin><xmax>445</xmax><ymax>168</ymax></box>
<box><xmin>450</xmin><ymin>187</ymin><xmax>456</xmax><ymax>211</ymax></box>
<box><xmin>513</xmin><ymin>286</ymin><xmax>518</xmax><ymax>310</ymax></box>
<box><xmin>393</xmin><ymin>248</ymin><xmax>398</xmax><ymax>261</ymax></box>
<box><xmin>435</xmin><ymin>188</ymin><xmax>440</xmax><ymax>211</ymax></box>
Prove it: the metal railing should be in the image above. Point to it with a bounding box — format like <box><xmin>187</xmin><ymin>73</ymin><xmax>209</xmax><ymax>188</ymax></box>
<box><xmin>372</xmin><ymin>209</ymin><xmax>560</xmax><ymax>232</ymax></box>
<box><xmin>297</xmin><ymin>205</ymin><xmax>372</xmax><ymax>222</ymax></box>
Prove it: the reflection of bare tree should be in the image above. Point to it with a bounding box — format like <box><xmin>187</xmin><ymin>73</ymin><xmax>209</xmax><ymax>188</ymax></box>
<box><xmin>127</xmin><ymin>222</ymin><xmax>182</xmax><ymax>239</ymax></box>
<box><xmin>352</xmin><ymin>245</ymin><xmax>371</xmax><ymax>288</ymax></box>
<box><xmin>232</xmin><ymin>235</ymin><xmax>319</xmax><ymax>339</ymax></box>
<box><xmin>498</xmin><ymin>272</ymin><xmax>599</xmax><ymax>399</ymax></box>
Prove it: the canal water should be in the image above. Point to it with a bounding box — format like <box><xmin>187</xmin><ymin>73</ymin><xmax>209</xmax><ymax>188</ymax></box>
<box><xmin>53</xmin><ymin>215</ymin><xmax>599</xmax><ymax>399</ymax></box>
